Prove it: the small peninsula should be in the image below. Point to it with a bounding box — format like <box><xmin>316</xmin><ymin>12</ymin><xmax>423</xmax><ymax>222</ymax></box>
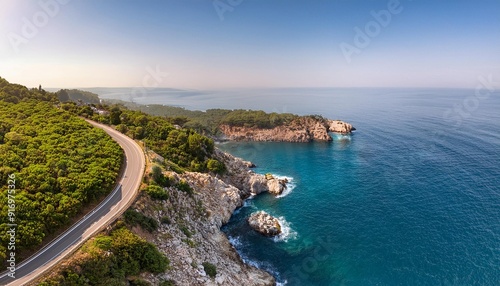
<box><xmin>220</xmin><ymin>117</ymin><xmax>355</xmax><ymax>142</ymax></box>
<box><xmin>99</xmin><ymin>100</ymin><xmax>356</xmax><ymax>143</ymax></box>
<box><xmin>0</xmin><ymin>81</ymin><xmax>356</xmax><ymax>285</ymax></box>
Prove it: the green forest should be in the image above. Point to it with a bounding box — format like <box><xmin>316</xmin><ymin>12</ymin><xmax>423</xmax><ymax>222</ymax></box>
<box><xmin>0</xmin><ymin>78</ymin><xmax>123</xmax><ymax>260</ymax></box>
<box><xmin>56</xmin><ymin>89</ymin><xmax>101</xmax><ymax>104</ymax></box>
<box><xmin>102</xmin><ymin>99</ymin><xmax>299</xmax><ymax>136</ymax></box>
<box><xmin>0</xmin><ymin>78</ymin><xmax>302</xmax><ymax>283</ymax></box>
<box><xmin>0</xmin><ymin>77</ymin><xmax>228</xmax><ymax>263</ymax></box>
<box><xmin>38</xmin><ymin>227</ymin><xmax>169</xmax><ymax>286</ymax></box>
<box><xmin>61</xmin><ymin>101</ymin><xmax>224</xmax><ymax>173</ymax></box>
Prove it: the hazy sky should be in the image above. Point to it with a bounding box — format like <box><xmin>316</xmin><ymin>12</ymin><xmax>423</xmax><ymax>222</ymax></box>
<box><xmin>1</xmin><ymin>0</ymin><xmax>499</xmax><ymax>89</ymax></box>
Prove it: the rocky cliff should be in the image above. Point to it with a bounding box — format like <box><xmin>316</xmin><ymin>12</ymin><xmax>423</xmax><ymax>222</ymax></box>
<box><xmin>129</xmin><ymin>148</ymin><xmax>289</xmax><ymax>286</ymax></box>
<box><xmin>36</xmin><ymin>144</ymin><xmax>298</xmax><ymax>285</ymax></box>
<box><xmin>219</xmin><ymin>117</ymin><xmax>355</xmax><ymax>142</ymax></box>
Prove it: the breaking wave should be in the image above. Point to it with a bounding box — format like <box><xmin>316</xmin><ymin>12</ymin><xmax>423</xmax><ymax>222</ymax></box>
<box><xmin>273</xmin><ymin>216</ymin><xmax>298</xmax><ymax>243</ymax></box>
<box><xmin>272</xmin><ymin>175</ymin><xmax>296</xmax><ymax>198</ymax></box>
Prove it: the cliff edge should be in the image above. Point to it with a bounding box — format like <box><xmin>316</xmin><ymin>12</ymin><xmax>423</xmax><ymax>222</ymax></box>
<box><xmin>219</xmin><ymin>117</ymin><xmax>355</xmax><ymax>142</ymax></box>
<box><xmin>130</xmin><ymin>148</ymin><xmax>283</xmax><ymax>285</ymax></box>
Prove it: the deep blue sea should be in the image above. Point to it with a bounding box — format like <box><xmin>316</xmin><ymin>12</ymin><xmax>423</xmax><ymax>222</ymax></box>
<box><xmin>89</xmin><ymin>87</ymin><xmax>500</xmax><ymax>285</ymax></box>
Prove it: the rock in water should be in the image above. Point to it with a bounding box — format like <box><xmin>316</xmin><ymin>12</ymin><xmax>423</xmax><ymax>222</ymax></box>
<box><xmin>248</xmin><ymin>211</ymin><xmax>282</xmax><ymax>237</ymax></box>
<box><xmin>327</xmin><ymin>120</ymin><xmax>355</xmax><ymax>134</ymax></box>
<box><xmin>267</xmin><ymin>178</ymin><xmax>287</xmax><ymax>195</ymax></box>
<box><xmin>265</xmin><ymin>174</ymin><xmax>288</xmax><ymax>196</ymax></box>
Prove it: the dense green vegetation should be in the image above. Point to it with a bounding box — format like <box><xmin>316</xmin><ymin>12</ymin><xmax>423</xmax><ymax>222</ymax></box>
<box><xmin>1</xmin><ymin>79</ymin><xmax>236</xmax><ymax>283</ymax></box>
<box><xmin>54</xmin><ymin>95</ymin><xmax>225</xmax><ymax>173</ymax></box>
<box><xmin>219</xmin><ymin>109</ymin><xmax>297</xmax><ymax>128</ymax></box>
<box><xmin>151</xmin><ymin>165</ymin><xmax>171</xmax><ymax>187</ymax></box>
<box><xmin>144</xmin><ymin>185</ymin><xmax>169</xmax><ymax>200</ymax></box>
<box><xmin>0</xmin><ymin>78</ymin><xmax>123</xmax><ymax>260</ymax></box>
<box><xmin>0</xmin><ymin>78</ymin><xmax>57</xmax><ymax>104</ymax></box>
<box><xmin>103</xmin><ymin>99</ymin><xmax>298</xmax><ymax>136</ymax></box>
<box><xmin>38</xmin><ymin>227</ymin><xmax>169</xmax><ymax>285</ymax></box>
<box><xmin>58</xmin><ymin>100</ymin><xmax>222</xmax><ymax>173</ymax></box>
<box><xmin>175</xmin><ymin>180</ymin><xmax>193</xmax><ymax>196</ymax></box>
<box><xmin>57</xmin><ymin>89</ymin><xmax>101</xmax><ymax>104</ymax></box>
<box><xmin>124</xmin><ymin>209</ymin><xmax>158</xmax><ymax>232</ymax></box>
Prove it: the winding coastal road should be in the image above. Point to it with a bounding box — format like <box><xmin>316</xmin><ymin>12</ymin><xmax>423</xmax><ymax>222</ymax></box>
<box><xmin>0</xmin><ymin>120</ymin><xmax>146</xmax><ymax>286</ymax></box>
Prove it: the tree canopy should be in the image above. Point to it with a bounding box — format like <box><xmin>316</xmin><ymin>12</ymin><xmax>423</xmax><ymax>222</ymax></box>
<box><xmin>57</xmin><ymin>89</ymin><xmax>100</xmax><ymax>104</ymax></box>
<box><xmin>38</xmin><ymin>227</ymin><xmax>169</xmax><ymax>285</ymax></box>
<box><xmin>0</xmin><ymin>78</ymin><xmax>123</xmax><ymax>260</ymax></box>
<box><xmin>101</xmin><ymin>99</ymin><xmax>299</xmax><ymax>135</ymax></box>
<box><xmin>89</xmin><ymin>104</ymin><xmax>222</xmax><ymax>173</ymax></box>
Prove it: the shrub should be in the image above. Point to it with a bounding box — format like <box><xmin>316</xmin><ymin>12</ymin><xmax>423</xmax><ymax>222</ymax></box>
<box><xmin>94</xmin><ymin>235</ymin><xmax>113</xmax><ymax>250</ymax></box>
<box><xmin>161</xmin><ymin>216</ymin><xmax>171</xmax><ymax>225</ymax></box>
<box><xmin>144</xmin><ymin>185</ymin><xmax>169</xmax><ymax>200</ymax></box>
<box><xmin>182</xmin><ymin>239</ymin><xmax>197</xmax><ymax>248</ymax></box>
<box><xmin>176</xmin><ymin>180</ymin><xmax>193</xmax><ymax>195</ymax></box>
<box><xmin>207</xmin><ymin>159</ymin><xmax>225</xmax><ymax>174</ymax></box>
<box><xmin>152</xmin><ymin>165</ymin><xmax>170</xmax><ymax>187</ymax></box>
<box><xmin>202</xmin><ymin>262</ymin><xmax>217</xmax><ymax>278</ymax></box>
<box><xmin>124</xmin><ymin>209</ymin><xmax>158</xmax><ymax>232</ymax></box>
<box><xmin>179</xmin><ymin>225</ymin><xmax>193</xmax><ymax>238</ymax></box>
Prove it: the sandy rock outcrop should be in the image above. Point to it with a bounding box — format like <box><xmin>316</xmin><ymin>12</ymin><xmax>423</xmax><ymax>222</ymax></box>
<box><xmin>133</xmin><ymin>163</ymin><xmax>276</xmax><ymax>285</ymax></box>
<box><xmin>214</xmin><ymin>149</ymin><xmax>289</xmax><ymax>197</ymax></box>
<box><xmin>327</xmin><ymin>120</ymin><xmax>355</xmax><ymax>134</ymax></box>
<box><xmin>214</xmin><ymin>149</ymin><xmax>269</xmax><ymax>197</ymax></box>
<box><xmin>248</xmin><ymin>211</ymin><xmax>282</xmax><ymax>237</ymax></box>
<box><xmin>219</xmin><ymin>117</ymin><xmax>354</xmax><ymax>142</ymax></box>
<box><xmin>265</xmin><ymin>174</ymin><xmax>288</xmax><ymax>196</ymax></box>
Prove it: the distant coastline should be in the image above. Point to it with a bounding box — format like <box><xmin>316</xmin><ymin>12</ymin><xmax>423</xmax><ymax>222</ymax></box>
<box><xmin>55</xmin><ymin>88</ymin><xmax>356</xmax><ymax>143</ymax></box>
<box><xmin>218</xmin><ymin>118</ymin><xmax>355</xmax><ymax>143</ymax></box>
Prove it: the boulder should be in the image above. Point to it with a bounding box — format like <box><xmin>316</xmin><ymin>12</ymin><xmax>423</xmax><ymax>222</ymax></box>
<box><xmin>265</xmin><ymin>174</ymin><xmax>287</xmax><ymax>196</ymax></box>
<box><xmin>242</xmin><ymin>160</ymin><xmax>256</xmax><ymax>168</ymax></box>
<box><xmin>328</xmin><ymin>120</ymin><xmax>355</xmax><ymax>134</ymax></box>
<box><xmin>248</xmin><ymin>175</ymin><xmax>268</xmax><ymax>195</ymax></box>
<box><xmin>267</xmin><ymin>178</ymin><xmax>287</xmax><ymax>195</ymax></box>
<box><xmin>248</xmin><ymin>211</ymin><xmax>281</xmax><ymax>237</ymax></box>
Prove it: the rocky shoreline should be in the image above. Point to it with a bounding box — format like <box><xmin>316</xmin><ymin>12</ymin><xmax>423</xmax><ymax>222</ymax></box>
<box><xmin>219</xmin><ymin>118</ymin><xmax>355</xmax><ymax>142</ymax></box>
<box><xmin>36</xmin><ymin>117</ymin><xmax>354</xmax><ymax>285</ymax></box>
<box><xmin>36</xmin><ymin>146</ymin><xmax>293</xmax><ymax>285</ymax></box>
<box><xmin>132</xmin><ymin>148</ymin><xmax>293</xmax><ymax>285</ymax></box>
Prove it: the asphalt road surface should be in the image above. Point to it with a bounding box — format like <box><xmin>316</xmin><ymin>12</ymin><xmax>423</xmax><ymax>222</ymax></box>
<box><xmin>0</xmin><ymin>120</ymin><xmax>145</xmax><ymax>285</ymax></box>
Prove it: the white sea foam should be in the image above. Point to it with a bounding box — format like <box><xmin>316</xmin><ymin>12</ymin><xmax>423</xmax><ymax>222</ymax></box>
<box><xmin>228</xmin><ymin>235</ymin><xmax>243</xmax><ymax>247</ymax></box>
<box><xmin>273</xmin><ymin>216</ymin><xmax>298</xmax><ymax>243</ymax></box>
<box><xmin>332</xmin><ymin>133</ymin><xmax>352</xmax><ymax>141</ymax></box>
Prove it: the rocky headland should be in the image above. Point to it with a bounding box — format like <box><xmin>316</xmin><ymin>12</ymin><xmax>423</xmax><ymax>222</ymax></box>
<box><xmin>219</xmin><ymin>117</ymin><xmax>355</xmax><ymax>142</ymax></box>
<box><xmin>127</xmin><ymin>148</ymin><xmax>290</xmax><ymax>285</ymax></box>
<box><xmin>36</xmin><ymin>115</ymin><xmax>354</xmax><ymax>285</ymax></box>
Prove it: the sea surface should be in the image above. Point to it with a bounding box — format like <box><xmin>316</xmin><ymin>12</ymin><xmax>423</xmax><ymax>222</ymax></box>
<box><xmin>90</xmin><ymin>87</ymin><xmax>500</xmax><ymax>285</ymax></box>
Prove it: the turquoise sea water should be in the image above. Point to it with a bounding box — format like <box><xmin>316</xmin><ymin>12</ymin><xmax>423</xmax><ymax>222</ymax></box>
<box><xmin>216</xmin><ymin>89</ymin><xmax>500</xmax><ymax>286</ymax></box>
<box><xmin>89</xmin><ymin>87</ymin><xmax>500</xmax><ymax>285</ymax></box>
